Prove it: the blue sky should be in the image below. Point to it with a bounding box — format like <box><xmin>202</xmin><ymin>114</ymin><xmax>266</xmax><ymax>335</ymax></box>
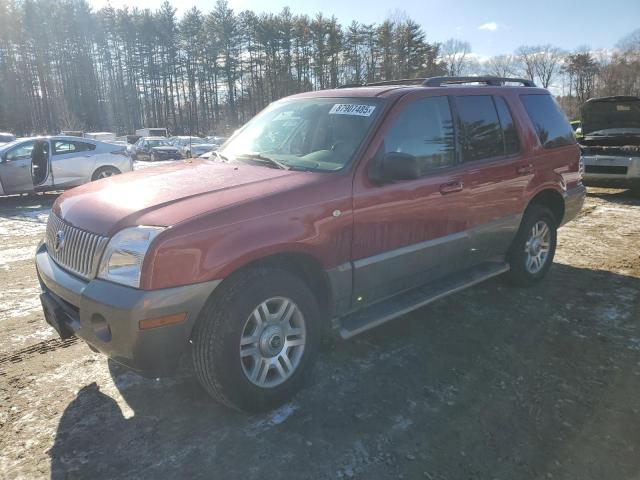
<box><xmin>90</xmin><ymin>0</ymin><xmax>639</xmax><ymax>57</ymax></box>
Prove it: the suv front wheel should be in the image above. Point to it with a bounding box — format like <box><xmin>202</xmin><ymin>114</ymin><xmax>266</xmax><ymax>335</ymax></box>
<box><xmin>506</xmin><ymin>205</ymin><xmax>558</xmax><ymax>286</ymax></box>
<box><xmin>191</xmin><ymin>268</ymin><xmax>321</xmax><ymax>411</ymax></box>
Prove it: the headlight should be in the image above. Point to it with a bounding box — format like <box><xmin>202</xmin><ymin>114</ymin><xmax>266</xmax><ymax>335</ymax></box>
<box><xmin>98</xmin><ymin>226</ymin><xmax>164</xmax><ymax>288</ymax></box>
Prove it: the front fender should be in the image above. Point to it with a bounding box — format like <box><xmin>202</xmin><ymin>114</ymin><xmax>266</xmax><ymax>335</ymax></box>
<box><xmin>142</xmin><ymin>197</ymin><xmax>353</xmax><ymax>290</ymax></box>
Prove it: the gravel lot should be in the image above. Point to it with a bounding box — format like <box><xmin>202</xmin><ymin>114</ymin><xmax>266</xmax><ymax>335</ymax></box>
<box><xmin>1</xmin><ymin>181</ymin><xmax>639</xmax><ymax>480</ymax></box>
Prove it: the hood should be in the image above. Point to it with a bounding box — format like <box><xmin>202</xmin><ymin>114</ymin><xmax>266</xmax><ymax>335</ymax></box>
<box><xmin>53</xmin><ymin>159</ymin><xmax>318</xmax><ymax>236</ymax></box>
<box><xmin>581</xmin><ymin>96</ymin><xmax>640</xmax><ymax>136</ymax></box>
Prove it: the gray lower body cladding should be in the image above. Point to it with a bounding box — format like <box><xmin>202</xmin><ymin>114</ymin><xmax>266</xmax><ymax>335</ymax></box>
<box><xmin>36</xmin><ymin>243</ymin><xmax>220</xmax><ymax>376</ymax></box>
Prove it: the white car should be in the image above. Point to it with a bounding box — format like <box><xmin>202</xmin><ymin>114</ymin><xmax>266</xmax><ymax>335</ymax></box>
<box><xmin>0</xmin><ymin>132</ymin><xmax>16</xmax><ymax>146</ymax></box>
<box><xmin>171</xmin><ymin>136</ymin><xmax>204</xmax><ymax>157</ymax></box>
<box><xmin>0</xmin><ymin>136</ymin><xmax>132</xmax><ymax>195</ymax></box>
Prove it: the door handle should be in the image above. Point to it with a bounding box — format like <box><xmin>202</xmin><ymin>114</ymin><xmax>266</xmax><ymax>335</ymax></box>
<box><xmin>439</xmin><ymin>180</ymin><xmax>464</xmax><ymax>195</ymax></box>
<box><xmin>516</xmin><ymin>164</ymin><xmax>534</xmax><ymax>175</ymax></box>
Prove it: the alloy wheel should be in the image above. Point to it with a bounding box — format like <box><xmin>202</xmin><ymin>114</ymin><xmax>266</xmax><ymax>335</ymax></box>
<box><xmin>239</xmin><ymin>297</ymin><xmax>306</xmax><ymax>388</ymax></box>
<box><xmin>524</xmin><ymin>220</ymin><xmax>551</xmax><ymax>274</ymax></box>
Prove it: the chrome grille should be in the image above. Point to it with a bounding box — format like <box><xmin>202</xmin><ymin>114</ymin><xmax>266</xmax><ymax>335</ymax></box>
<box><xmin>45</xmin><ymin>214</ymin><xmax>109</xmax><ymax>280</ymax></box>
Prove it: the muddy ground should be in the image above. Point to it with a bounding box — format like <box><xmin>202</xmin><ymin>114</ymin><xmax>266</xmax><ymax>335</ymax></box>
<box><xmin>1</xmin><ymin>185</ymin><xmax>639</xmax><ymax>480</ymax></box>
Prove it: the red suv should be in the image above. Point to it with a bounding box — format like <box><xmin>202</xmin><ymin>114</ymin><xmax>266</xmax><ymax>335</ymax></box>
<box><xmin>36</xmin><ymin>77</ymin><xmax>585</xmax><ymax>411</ymax></box>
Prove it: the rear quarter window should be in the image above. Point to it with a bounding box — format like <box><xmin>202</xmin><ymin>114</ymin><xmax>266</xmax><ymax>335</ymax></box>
<box><xmin>520</xmin><ymin>94</ymin><xmax>576</xmax><ymax>149</ymax></box>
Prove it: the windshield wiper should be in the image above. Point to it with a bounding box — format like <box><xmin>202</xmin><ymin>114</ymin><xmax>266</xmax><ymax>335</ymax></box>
<box><xmin>235</xmin><ymin>152</ymin><xmax>290</xmax><ymax>170</ymax></box>
<box><xmin>213</xmin><ymin>150</ymin><xmax>230</xmax><ymax>162</ymax></box>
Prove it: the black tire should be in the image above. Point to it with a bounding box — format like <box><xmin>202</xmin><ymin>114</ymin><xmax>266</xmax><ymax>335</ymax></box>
<box><xmin>191</xmin><ymin>268</ymin><xmax>321</xmax><ymax>412</ymax></box>
<box><xmin>91</xmin><ymin>166</ymin><xmax>121</xmax><ymax>181</ymax></box>
<box><xmin>505</xmin><ymin>205</ymin><xmax>557</xmax><ymax>287</ymax></box>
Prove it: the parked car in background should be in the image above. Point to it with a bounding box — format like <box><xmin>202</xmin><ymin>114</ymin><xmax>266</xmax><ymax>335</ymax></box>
<box><xmin>0</xmin><ymin>132</ymin><xmax>16</xmax><ymax>145</ymax></box>
<box><xmin>170</xmin><ymin>136</ymin><xmax>204</xmax><ymax>157</ymax></box>
<box><xmin>130</xmin><ymin>136</ymin><xmax>182</xmax><ymax>161</ymax></box>
<box><xmin>0</xmin><ymin>136</ymin><xmax>131</xmax><ymax>195</ymax></box>
<box><xmin>580</xmin><ymin>95</ymin><xmax>640</xmax><ymax>193</ymax></box>
<box><xmin>84</xmin><ymin>132</ymin><xmax>117</xmax><ymax>142</ymax></box>
<box><xmin>204</xmin><ymin>136</ymin><xmax>228</xmax><ymax>148</ymax></box>
<box><xmin>135</xmin><ymin>127</ymin><xmax>168</xmax><ymax>137</ymax></box>
<box><xmin>185</xmin><ymin>143</ymin><xmax>217</xmax><ymax>158</ymax></box>
<box><xmin>61</xmin><ymin>130</ymin><xmax>84</xmax><ymax>138</ymax></box>
<box><xmin>36</xmin><ymin>76</ymin><xmax>584</xmax><ymax>411</ymax></box>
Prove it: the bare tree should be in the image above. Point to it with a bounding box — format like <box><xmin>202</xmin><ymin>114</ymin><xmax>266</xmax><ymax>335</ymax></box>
<box><xmin>440</xmin><ymin>38</ymin><xmax>472</xmax><ymax>76</ymax></box>
<box><xmin>515</xmin><ymin>45</ymin><xmax>538</xmax><ymax>82</ymax></box>
<box><xmin>484</xmin><ymin>54</ymin><xmax>518</xmax><ymax>77</ymax></box>
<box><xmin>532</xmin><ymin>45</ymin><xmax>565</xmax><ymax>88</ymax></box>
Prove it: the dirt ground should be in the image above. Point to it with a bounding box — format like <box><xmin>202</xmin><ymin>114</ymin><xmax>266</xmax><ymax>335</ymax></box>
<box><xmin>1</xmin><ymin>185</ymin><xmax>639</xmax><ymax>480</ymax></box>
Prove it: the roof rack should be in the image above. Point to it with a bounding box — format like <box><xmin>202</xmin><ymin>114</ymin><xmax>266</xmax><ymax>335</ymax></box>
<box><xmin>422</xmin><ymin>76</ymin><xmax>536</xmax><ymax>87</ymax></box>
<box><xmin>337</xmin><ymin>76</ymin><xmax>536</xmax><ymax>89</ymax></box>
<box><xmin>337</xmin><ymin>78</ymin><xmax>428</xmax><ymax>89</ymax></box>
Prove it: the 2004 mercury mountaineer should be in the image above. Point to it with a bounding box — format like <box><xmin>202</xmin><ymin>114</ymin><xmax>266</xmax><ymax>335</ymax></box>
<box><xmin>36</xmin><ymin>76</ymin><xmax>585</xmax><ymax>411</ymax></box>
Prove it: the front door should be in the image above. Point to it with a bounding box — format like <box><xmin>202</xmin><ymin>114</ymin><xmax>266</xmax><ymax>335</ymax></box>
<box><xmin>0</xmin><ymin>140</ymin><xmax>36</xmax><ymax>194</ymax></box>
<box><xmin>351</xmin><ymin>93</ymin><xmax>469</xmax><ymax>306</ymax></box>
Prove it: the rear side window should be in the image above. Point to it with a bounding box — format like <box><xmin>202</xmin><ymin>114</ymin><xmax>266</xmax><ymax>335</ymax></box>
<box><xmin>494</xmin><ymin>96</ymin><xmax>520</xmax><ymax>155</ymax></box>
<box><xmin>384</xmin><ymin>96</ymin><xmax>455</xmax><ymax>174</ymax></box>
<box><xmin>53</xmin><ymin>141</ymin><xmax>96</xmax><ymax>155</ymax></box>
<box><xmin>456</xmin><ymin>95</ymin><xmax>503</xmax><ymax>161</ymax></box>
<box><xmin>520</xmin><ymin>94</ymin><xmax>576</xmax><ymax>149</ymax></box>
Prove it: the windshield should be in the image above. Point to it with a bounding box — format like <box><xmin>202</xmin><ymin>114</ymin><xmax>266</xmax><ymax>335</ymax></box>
<box><xmin>220</xmin><ymin>97</ymin><xmax>383</xmax><ymax>172</ymax></box>
<box><xmin>148</xmin><ymin>139</ymin><xmax>171</xmax><ymax>147</ymax></box>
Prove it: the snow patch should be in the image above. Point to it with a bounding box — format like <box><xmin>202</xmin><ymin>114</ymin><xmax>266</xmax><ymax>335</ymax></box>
<box><xmin>245</xmin><ymin>402</ymin><xmax>298</xmax><ymax>436</ymax></box>
<box><xmin>0</xmin><ymin>246</ymin><xmax>37</xmax><ymax>268</ymax></box>
<box><xmin>0</xmin><ymin>209</ymin><xmax>49</xmax><ymax>237</ymax></box>
<box><xmin>0</xmin><ymin>287</ymin><xmax>42</xmax><ymax>321</ymax></box>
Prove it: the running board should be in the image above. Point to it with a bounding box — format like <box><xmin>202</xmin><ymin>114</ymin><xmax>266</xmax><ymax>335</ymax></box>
<box><xmin>338</xmin><ymin>261</ymin><xmax>510</xmax><ymax>339</ymax></box>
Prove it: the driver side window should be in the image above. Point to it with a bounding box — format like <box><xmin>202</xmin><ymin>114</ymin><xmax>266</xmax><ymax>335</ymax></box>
<box><xmin>6</xmin><ymin>141</ymin><xmax>35</xmax><ymax>161</ymax></box>
<box><xmin>384</xmin><ymin>96</ymin><xmax>455</xmax><ymax>175</ymax></box>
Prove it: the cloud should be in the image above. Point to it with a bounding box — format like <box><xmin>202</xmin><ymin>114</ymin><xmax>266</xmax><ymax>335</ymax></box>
<box><xmin>478</xmin><ymin>22</ymin><xmax>498</xmax><ymax>32</ymax></box>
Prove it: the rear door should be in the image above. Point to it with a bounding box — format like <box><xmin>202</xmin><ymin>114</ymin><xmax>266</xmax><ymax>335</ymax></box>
<box><xmin>0</xmin><ymin>140</ymin><xmax>35</xmax><ymax>194</ymax></box>
<box><xmin>51</xmin><ymin>140</ymin><xmax>97</xmax><ymax>188</ymax></box>
<box><xmin>351</xmin><ymin>93</ymin><xmax>469</xmax><ymax>306</ymax></box>
<box><xmin>453</xmin><ymin>94</ymin><xmax>529</xmax><ymax>264</ymax></box>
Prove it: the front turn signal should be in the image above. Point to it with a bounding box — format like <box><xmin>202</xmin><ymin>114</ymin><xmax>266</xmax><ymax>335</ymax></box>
<box><xmin>139</xmin><ymin>313</ymin><xmax>187</xmax><ymax>330</ymax></box>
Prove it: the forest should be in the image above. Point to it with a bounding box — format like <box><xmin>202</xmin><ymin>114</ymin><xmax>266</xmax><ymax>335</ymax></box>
<box><xmin>0</xmin><ymin>0</ymin><xmax>638</xmax><ymax>136</ymax></box>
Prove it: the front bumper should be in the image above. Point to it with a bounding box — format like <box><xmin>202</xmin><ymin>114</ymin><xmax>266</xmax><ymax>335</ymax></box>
<box><xmin>582</xmin><ymin>155</ymin><xmax>640</xmax><ymax>189</ymax></box>
<box><xmin>561</xmin><ymin>184</ymin><xmax>586</xmax><ymax>226</ymax></box>
<box><xmin>35</xmin><ymin>243</ymin><xmax>220</xmax><ymax>376</ymax></box>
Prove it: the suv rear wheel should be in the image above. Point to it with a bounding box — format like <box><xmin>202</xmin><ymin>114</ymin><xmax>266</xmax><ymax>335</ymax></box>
<box><xmin>506</xmin><ymin>205</ymin><xmax>557</xmax><ymax>286</ymax></box>
<box><xmin>191</xmin><ymin>268</ymin><xmax>320</xmax><ymax>411</ymax></box>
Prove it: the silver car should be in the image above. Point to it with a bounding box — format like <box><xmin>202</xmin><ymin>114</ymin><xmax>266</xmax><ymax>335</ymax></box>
<box><xmin>0</xmin><ymin>136</ymin><xmax>132</xmax><ymax>195</ymax></box>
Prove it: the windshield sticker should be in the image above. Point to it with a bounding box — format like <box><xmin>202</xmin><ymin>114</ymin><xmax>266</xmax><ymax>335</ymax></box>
<box><xmin>616</xmin><ymin>105</ymin><xmax>631</xmax><ymax>111</ymax></box>
<box><xmin>329</xmin><ymin>104</ymin><xmax>376</xmax><ymax>116</ymax></box>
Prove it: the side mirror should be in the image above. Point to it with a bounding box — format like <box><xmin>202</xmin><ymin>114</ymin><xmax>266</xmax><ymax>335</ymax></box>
<box><xmin>378</xmin><ymin>152</ymin><xmax>420</xmax><ymax>182</ymax></box>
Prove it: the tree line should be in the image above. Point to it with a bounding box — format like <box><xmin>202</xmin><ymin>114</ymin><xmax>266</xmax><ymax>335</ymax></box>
<box><xmin>0</xmin><ymin>0</ymin><xmax>638</xmax><ymax>136</ymax></box>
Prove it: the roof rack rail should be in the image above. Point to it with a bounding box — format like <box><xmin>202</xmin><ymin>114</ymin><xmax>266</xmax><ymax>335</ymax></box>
<box><xmin>337</xmin><ymin>78</ymin><xmax>428</xmax><ymax>89</ymax></box>
<box><xmin>337</xmin><ymin>76</ymin><xmax>536</xmax><ymax>89</ymax></box>
<box><xmin>422</xmin><ymin>76</ymin><xmax>536</xmax><ymax>87</ymax></box>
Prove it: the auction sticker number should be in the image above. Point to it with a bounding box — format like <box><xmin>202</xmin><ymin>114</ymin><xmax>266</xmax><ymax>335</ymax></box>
<box><xmin>329</xmin><ymin>104</ymin><xmax>376</xmax><ymax>116</ymax></box>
